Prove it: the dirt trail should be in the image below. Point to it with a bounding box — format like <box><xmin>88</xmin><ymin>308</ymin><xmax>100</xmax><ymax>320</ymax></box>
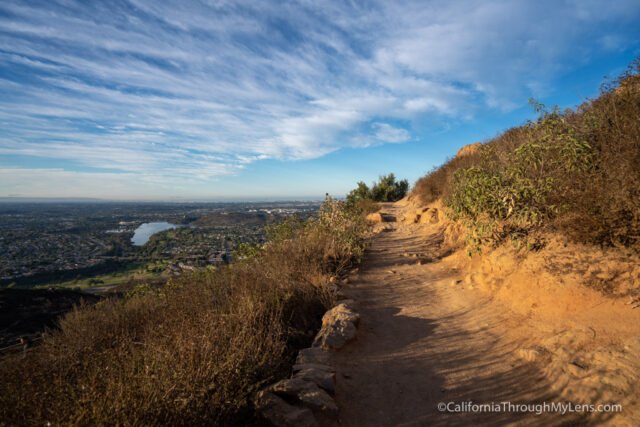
<box><xmin>332</xmin><ymin>205</ymin><xmax>596</xmax><ymax>426</ymax></box>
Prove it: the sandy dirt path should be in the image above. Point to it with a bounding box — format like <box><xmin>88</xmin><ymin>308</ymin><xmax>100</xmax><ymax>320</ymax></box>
<box><xmin>331</xmin><ymin>205</ymin><xmax>587</xmax><ymax>426</ymax></box>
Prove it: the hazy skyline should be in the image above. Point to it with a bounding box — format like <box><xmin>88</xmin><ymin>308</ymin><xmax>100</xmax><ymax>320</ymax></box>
<box><xmin>1</xmin><ymin>0</ymin><xmax>639</xmax><ymax>200</ymax></box>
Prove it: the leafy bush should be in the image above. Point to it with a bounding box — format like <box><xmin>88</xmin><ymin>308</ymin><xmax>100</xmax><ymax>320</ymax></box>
<box><xmin>265</xmin><ymin>214</ymin><xmax>305</xmax><ymax>244</ymax></box>
<box><xmin>345</xmin><ymin>181</ymin><xmax>372</xmax><ymax>205</ymax></box>
<box><xmin>233</xmin><ymin>242</ymin><xmax>261</xmax><ymax>260</ymax></box>
<box><xmin>0</xmin><ymin>197</ymin><xmax>366</xmax><ymax>426</ymax></box>
<box><xmin>346</xmin><ymin>173</ymin><xmax>409</xmax><ymax>209</ymax></box>
<box><xmin>413</xmin><ymin>58</ymin><xmax>640</xmax><ymax>251</ymax></box>
<box><xmin>370</xmin><ymin>173</ymin><xmax>409</xmax><ymax>202</ymax></box>
<box><xmin>316</xmin><ymin>196</ymin><xmax>368</xmax><ymax>270</ymax></box>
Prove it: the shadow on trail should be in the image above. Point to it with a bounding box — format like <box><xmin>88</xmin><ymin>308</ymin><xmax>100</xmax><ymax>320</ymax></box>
<box><xmin>332</xmin><ymin>219</ymin><xmax>590</xmax><ymax>426</ymax></box>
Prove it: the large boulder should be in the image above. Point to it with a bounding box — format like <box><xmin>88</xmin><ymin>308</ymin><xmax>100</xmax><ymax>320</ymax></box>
<box><xmin>313</xmin><ymin>302</ymin><xmax>359</xmax><ymax>350</ymax></box>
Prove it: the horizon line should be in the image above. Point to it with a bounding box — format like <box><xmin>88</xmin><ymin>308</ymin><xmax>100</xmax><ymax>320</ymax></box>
<box><xmin>0</xmin><ymin>196</ymin><xmax>329</xmax><ymax>204</ymax></box>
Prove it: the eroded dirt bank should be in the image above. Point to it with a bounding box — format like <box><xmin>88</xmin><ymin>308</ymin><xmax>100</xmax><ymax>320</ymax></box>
<box><xmin>331</xmin><ymin>203</ymin><xmax>640</xmax><ymax>426</ymax></box>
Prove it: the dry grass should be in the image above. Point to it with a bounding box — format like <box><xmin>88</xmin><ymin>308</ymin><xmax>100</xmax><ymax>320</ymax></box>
<box><xmin>0</xmin><ymin>198</ymin><xmax>366</xmax><ymax>426</ymax></box>
<box><xmin>354</xmin><ymin>198</ymin><xmax>381</xmax><ymax>215</ymax></box>
<box><xmin>413</xmin><ymin>150</ymin><xmax>482</xmax><ymax>204</ymax></box>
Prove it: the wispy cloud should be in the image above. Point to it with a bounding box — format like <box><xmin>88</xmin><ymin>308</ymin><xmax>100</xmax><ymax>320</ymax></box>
<box><xmin>0</xmin><ymin>0</ymin><xmax>639</xmax><ymax>196</ymax></box>
<box><xmin>373</xmin><ymin>123</ymin><xmax>411</xmax><ymax>144</ymax></box>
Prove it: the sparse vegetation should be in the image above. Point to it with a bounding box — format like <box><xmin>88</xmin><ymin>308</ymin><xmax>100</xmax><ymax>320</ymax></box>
<box><xmin>0</xmin><ymin>197</ymin><xmax>367</xmax><ymax>426</ymax></box>
<box><xmin>413</xmin><ymin>59</ymin><xmax>640</xmax><ymax>252</ymax></box>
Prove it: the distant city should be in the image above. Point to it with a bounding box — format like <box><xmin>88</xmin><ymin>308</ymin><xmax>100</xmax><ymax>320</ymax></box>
<box><xmin>0</xmin><ymin>201</ymin><xmax>319</xmax><ymax>291</ymax></box>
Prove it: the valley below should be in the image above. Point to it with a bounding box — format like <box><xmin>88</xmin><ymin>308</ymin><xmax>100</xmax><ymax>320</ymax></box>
<box><xmin>0</xmin><ymin>200</ymin><xmax>319</xmax><ymax>353</ymax></box>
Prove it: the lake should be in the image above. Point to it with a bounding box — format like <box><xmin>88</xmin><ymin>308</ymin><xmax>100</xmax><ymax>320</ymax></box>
<box><xmin>131</xmin><ymin>222</ymin><xmax>178</xmax><ymax>246</ymax></box>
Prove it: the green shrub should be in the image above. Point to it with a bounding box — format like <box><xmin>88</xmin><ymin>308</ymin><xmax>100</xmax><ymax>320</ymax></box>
<box><xmin>413</xmin><ymin>58</ymin><xmax>640</xmax><ymax>252</ymax></box>
<box><xmin>346</xmin><ymin>173</ymin><xmax>409</xmax><ymax>210</ymax></box>
<box><xmin>345</xmin><ymin>181</ymin><xmax>372</xmax><ymax>205</ymax></box>
<box><xmin>265</xmin><ymin>214</ymin><xmax>305</xmax><ymax>244</ymax></box>
<box><xmin>233</xmin><ymin>242</ymin><xmax>261</xmax><ymax>260</ymax></box>
<box><xmin>370</xmin><ymin>173</ymin><xmax>409</xmax><ymax>202</ymax></box>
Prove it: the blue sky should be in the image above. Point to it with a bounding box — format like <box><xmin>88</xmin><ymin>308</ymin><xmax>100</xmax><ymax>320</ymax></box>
<box><xmin>1</xmin><ymin>0</ymin><xmax>639</xmax><ymax>200</ymax></box>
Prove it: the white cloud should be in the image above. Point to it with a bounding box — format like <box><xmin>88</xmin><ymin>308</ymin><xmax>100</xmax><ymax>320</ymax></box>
<box><xmin>0</xmin><ymin>0</ymin><xmax>638</xmax><ymax>196</ymax></box>
<box><xmin>373</xmin><ymin>123</ymin><xmax>411</xmax><ymax>143</ymax></box>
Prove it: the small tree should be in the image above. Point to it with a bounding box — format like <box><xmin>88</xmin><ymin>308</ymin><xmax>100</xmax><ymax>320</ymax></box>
<box><xmin>345</xmin><ymin>173</ymin><xmax>409</xmax><ymax>208</ymax></box>
<box><xmin>370</xmin><ymin>173</ymin><xmax>409</xmax><ymax>202</ymax></box>
<box><xmin>345</xmin><ymin>181</ymin><xmax>371</xmax><ymax>206</ymax></box>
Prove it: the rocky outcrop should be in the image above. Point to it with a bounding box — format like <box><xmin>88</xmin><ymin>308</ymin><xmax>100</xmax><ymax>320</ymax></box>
<box><xmin>255</xmin><ymin>298</ymin><xmax>360</xmax><ymax>426</ymax></box>
<box><xmin>401</xmin><ymin>207</ymin><xmax>439</xmax><ymax>225</ymax></box>
<box><xmin>313</xmin><ymin>301</ymin><xmax>359</xmax><ymax>350</ymax></box>
<box><xmin>271</xmin><ymin>377</ymin><xmax>338</xmax><ymax>415</ymax></box>
<box><xmin>456</xmin><ymin>142</ymin><xmax>481</xmax><ymax>158</ymax></box>
<box><xmin>366</xmin><ymin>212</ymin><xmax>396</xmax><ymax>223</ymax></box>
<box><xmin>294</xmin><ymin>363</ymin><xmax>336</xmax><ymax>394</ymax></box>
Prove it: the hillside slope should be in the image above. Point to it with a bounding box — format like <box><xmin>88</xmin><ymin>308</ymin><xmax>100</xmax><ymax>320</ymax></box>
<box><xmin>413</xmin><ymin>62</ymin><xmax>640</xmax><ymax>255</ymax></box>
